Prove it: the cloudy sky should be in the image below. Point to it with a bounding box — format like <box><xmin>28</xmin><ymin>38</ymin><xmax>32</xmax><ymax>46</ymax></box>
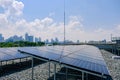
<box><xmin>0</xmin><ymin>0</ymin><xmax>120</xmax><ymax>42</ymax></box>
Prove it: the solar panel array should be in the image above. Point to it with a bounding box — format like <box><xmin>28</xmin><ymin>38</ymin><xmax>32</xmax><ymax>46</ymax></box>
<box><xmin>0</xmin><ymin>47</ymin><xmax>27</xmax><ymax>61</ymax></box>
<box><xmin>18</xmin><ymin>45</ymin><xmax>109</xmax><ymax>75</ymax></box>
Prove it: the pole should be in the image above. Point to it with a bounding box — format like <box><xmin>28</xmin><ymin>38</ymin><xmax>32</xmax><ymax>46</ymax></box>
<box><xmin>20</xmin><ymin>58</ymin><xmax>21</xmax><ymax>63</ymax></box>
<box><xmin>65</xmin><ymin>67</ymin><xmax>68</xmax><ymax>80</ymax></box>
<box><xmin>101</xmin><ymin>73</ymin><xmax>104</xmax><ymax>80</ymax></box>
<box><xmin>0</xmin><ymin>61</ymin><xmax>1</xmax><ymax>76</ymax></box>
<box><xmin>31</xmin><ymin>57</ymin><xmax>34</xmax><ymax>80</ymax></box>
<box><xmin>86</xmin><ymin>73</ymin><xmax>88</xmax><ymax>80</ymax></box>
<box><xmin>54</xmin><ymin>63</ymin><xmax>56</xmax><ymax>80</ymax></box>
<box><xmin>6</xmin><ymin>61</ymin><xmax>7</xmax><ymax>65</ymax></box>
<box><xmin>26</xmin><ymin>57</ymin><xmax>27</xmax><ymax>61</ymax></box>
<box><xmin>0</xmin><ymin>61</ymin><xmax>1</xmax><ymax>65</ymax></box>
<box><xmin>48</xmin><ymin>61</ymin><xmax>50</xmax><ymax>78</ymax></box>
<box><xmin>12</xmin><ymin>60</ymin><xmax>14</xmax><ymax>64</ymax></box>
<box><xmin>64</xmin><ymin>0</ymin><xmax>66</xmax><ymax>44</ymax></box>
<box><xmin>82</xmin><ymin>72</ymin><xmax>84</xmax><ymax>80</ymax></box>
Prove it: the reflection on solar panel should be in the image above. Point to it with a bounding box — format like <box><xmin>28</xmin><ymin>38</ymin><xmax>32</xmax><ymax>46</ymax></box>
<box><xmin>0</xmin><ymin>48</ymin><xmax>27</xmax><ymax>61</ymax></box>
<box><xmin>18</xmin><ymin>45</ymin><xmax>109</xmax><ymax>75</ymax></box>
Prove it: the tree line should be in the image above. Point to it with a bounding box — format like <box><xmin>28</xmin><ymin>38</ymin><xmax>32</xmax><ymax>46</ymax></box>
<box><xmin>0</xmin><ymin>41</ymin><xmax>45</xmax><ymax>47</ymax></box>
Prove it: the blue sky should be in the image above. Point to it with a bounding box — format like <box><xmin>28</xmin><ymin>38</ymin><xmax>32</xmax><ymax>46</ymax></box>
<box><xmin>21</xmin><ymin>0</ymin><xmax>120</xmax><ymax>29</ymax></box>
<box><xmin>0</xmin><ymin>0</ymin><xmax>120</xmax><ymax>41</ymax></box>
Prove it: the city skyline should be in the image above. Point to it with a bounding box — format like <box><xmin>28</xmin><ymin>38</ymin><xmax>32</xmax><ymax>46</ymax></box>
<box><xmin>0</xmin><ymin>32</ymin><xmax>112</xmax><ymax>45</ymax></box>
<box><xmin>0</xmin><ymin>0</ymin><xmax>120</xmax><ymax>41</ymax></box>
<box><xmin>0</xmin><ymin>32</ymin><xmax>63</xmax><ymax>43</ymax></box>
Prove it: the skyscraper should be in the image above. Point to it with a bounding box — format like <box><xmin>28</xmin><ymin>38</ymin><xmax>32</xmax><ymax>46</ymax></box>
<box><xmin>0</xmin><ymin>34</ymin><xmax>4</xmax><ymax>42</ymax></box>
<box><xmin>39</xmin><ymin>37</ymin><xmax>41</xmax><ymax>42</ymax></box>
<box><xmin>35</xmin><ymin>37</ymin><xmax>39</xmax><ymax>42</ymax></box>
<box><xmin>55</xmin><ymin>37</ymin><xmax>59</xmax><ymax>43</ymax></box>
<box><xmin>45</xmin><ymin>39</ymin><xmax>49</xmax><ymax>44</ymax></box>
<box><xmin>28</xmin><ymin>36</ymin><xmax>33</xmax><ymax>42</ymax></box>
<box><xmin>25</xmin><ymin>33</ymin><xmax>29</xmax><ymax>41</ymax></box>
<box><xmin>5</xmin><ymin>35</ymin><xmax>23</xmax><ymax>42</ymax></box>
<box><xmin>25</xmin><ymin>33</ymin><xmax>34</xmax><ymax>42</ymax></box>
<box><xmin>35</xmin><ymin>37</ymin><xmax>41</xmax><ymax>42</ymax></box>
<box><xmin>51</xmin><ymin>38</ymin><xmax>54</xmax><ymax>43</ymax></box>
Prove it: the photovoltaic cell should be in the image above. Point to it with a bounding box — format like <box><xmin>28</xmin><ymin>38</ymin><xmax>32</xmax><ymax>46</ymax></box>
<box><xmin>0</xmin><ymin>47</ymin><xmax>27</xmax><ymax>61</ymax></box>
<box><xmin>18</xmin><ymin>45</ymin><xmax>109</xmax><ymax>75</ymax></box>
<box><xmin>0</xmin><ymin>45</ymin><xmax>109</xmax><ymax>75</ymax></box>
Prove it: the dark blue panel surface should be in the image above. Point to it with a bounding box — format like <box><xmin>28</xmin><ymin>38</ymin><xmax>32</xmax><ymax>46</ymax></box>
<box><xmin>0</xmin><ymin>48</ymin><xmax>27</xmax><ymax>61</ymax></box>
<box><xmin>19</xmin><ymin>45</ymin><xmax>109</xmax><ymax>75</ymax></box>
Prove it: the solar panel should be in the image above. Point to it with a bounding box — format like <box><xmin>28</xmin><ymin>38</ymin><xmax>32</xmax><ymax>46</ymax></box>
<box><xmin>0</xmin><ymin>48</ymin><xmax>27</xmax><ymax>61</ymax></box>
<box><xmin>19</xmin><ymin>47</ymin><xmax>61</xmax><ymax>61</ymax></box>
<box><xmin>18</xmin><ymin>45</ymin><xmax>109</xmax><ymax>75</ymax></box>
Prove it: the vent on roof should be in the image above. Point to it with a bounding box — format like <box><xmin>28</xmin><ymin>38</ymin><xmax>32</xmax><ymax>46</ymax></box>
<box><xmin>112</xmin><ymin>56</ymin><xmax>120</xmax><ymax>59</ymax></box>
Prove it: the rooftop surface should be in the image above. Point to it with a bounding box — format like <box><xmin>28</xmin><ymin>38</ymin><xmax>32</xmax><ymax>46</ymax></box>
<box><xmin>0</xmin><ymin>49</ymin><xmax>119</xmax><ymax>80</ymax></box>
<box><xmin>101</xmin><ymin>50</ymin><xmax>120</xmax><ymax>80</ymax></box>
<box><xmin>1</xmin><ymin>45</ymin><xmax>119</xmax><ymax>80</ymax></box>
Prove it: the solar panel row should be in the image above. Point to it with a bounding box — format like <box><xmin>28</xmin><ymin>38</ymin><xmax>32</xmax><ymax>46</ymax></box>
<box><xmin>0</xmin><ymin>48</ymin><xmax>27</xmax><ymax>61</ymax></box>
<box><xmin>0</xmin><ymin>45</ymin><xmax>109</xmax><ymax>75</ymax></box>
<box><xmin>18</xmin><ymin>45</ymin><xmax>109</xmax><ymax>75</ymax></box>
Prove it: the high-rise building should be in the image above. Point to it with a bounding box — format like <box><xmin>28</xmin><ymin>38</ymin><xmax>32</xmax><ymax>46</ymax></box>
<box><xmin>25</xmin><ymin>33</ymin><xmax>34</xmax><ymax>42</ymax></box>
<box><xmin>39</xmin><ymin>37</ymin><xmax>41</xmax><ymax>42</ymax></box>
<box><xmin>45</xmin><ymin>39</ymin><xmax>49</xmax><ymax>43</ymax></box>
<box><xmin>28</xmin><ymin>36</ymin><xmax>33</xmax><ymax>42</ymax></box>
<box><xmin>0</xmin><ymin>34</ymin><xmax>4</xmax><ymax>42</ymax></box>
<box><xmin>51</xmin><ymin>38</ymin><xmax>54</xmax><ymax>43</ymax></box>
<box><xmin>6</xmin><ymin>35</ymin><xmax>23</xmax><ymax>42</ymax></box>
<box><xmin>55</xmin><ymin>37</ymin><xmax>59</xmax><ymax>43</ymax></box>
<box><xmin>35</xmin><ymin>37</ymin><xmax>42</xmax><ymax>42</ymax></box>
<box><xmin>25</xmin><ymin>33</ymin><xmax>29</xmax><ymax>41</ymax></box>
<box><xmin>35</xmin><ymin>37</ymin><xmax>39</xmax><ymax>42</ymax></box>
<box><xmin>77</xmin><ymin>40</ymin><xmax>80</xmax><ymax>43</ymax></box>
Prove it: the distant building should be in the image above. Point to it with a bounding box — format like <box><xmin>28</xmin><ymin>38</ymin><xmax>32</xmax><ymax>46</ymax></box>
<box><xmin>6</xmin><ymin>35</ymin><xmax>23</xmax><ymax>42</ymax></box>
<box><xmin>25</xmin><ymin>33</ymin><xmax>34</xmax><ymax>42</ymax></box>
<box><xmin>65</xmin><ymin>40</ymin><xmax>74</xmax><ymax>44</ymax></box>
<box><xmin>51</xmin><ymin>38</ymin><xmax>54</xmax><ymax>43</ymax></box>
<box><xmin>50</xmin><ymin>38</ymin><xmax>59</xmax><ymax>43</ymax></box>
<box><xmin>55</xmin><ymin>37</ymin><xmax>59</xmax><ymax>43</ymax></box>
<box><xmin>45</xmin><ymin>39</ymin><xmax>49</xmax><ymax>44</ymax></box>
<box><xmin>28</xmin><ymin>36</ymin><xmax>33</xmax><ymax>42</ymax></box>
<box><xmin>101</xmin><ymin>39</ymin><xmax>106</xmax><ymax>43</ymax></box>
<box><xmin>77</xmin><ymin>40</ymin><xmax>80</xmax><ymax>43</ymax></box>
<box><xmin>35</xmin><ymin>37</ymin><xmax>39</xmax><ymax>42</ymax></box>
<box><xmin>35</xmin><ymin>37</ymin><xmax>41</xmax><ymax>42</ymax></box>
<box><xmin>112</xmin><ymin>37</ymin><xmax>120</xmax><ymax>44</ymax></box>
<box><xmin>0</xmin><ymin>34</ymin><xmax>4</xmax><ymax>42</ymax></box>
<box><xmin>39</xmin><ymin>37</ymin><xmax>41</xmax><ymax>42</ymax></box>
<box><xmin>25</xmin><ymin>33</ymin><xmax>29</xmax><ymax>41</ymax></box>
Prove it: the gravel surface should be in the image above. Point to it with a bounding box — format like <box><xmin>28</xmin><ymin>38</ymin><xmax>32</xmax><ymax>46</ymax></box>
<box><xmin>101</xmin><ymin>50</ymin><xmax>120</xmax><ymax>80</ymax></box>
<box><xmin>0</xmin><ymin>62</ymin><xmax>60</xmax><ymax>80</ymax></box>
<box><xmin>0</xmin><ymin>50</ymin><xmax>120</xmax><ymax>80</ymax></box>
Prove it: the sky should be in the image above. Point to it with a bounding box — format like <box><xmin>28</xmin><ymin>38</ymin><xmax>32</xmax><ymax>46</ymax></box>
<box><xmin>0</xmin><ymin>0</ymin><xmax>120</xmax><ymax>42</ymax></box>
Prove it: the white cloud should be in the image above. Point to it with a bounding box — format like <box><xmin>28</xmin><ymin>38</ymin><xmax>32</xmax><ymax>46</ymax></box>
<box><xmin>0</xmin><ymin>0</ymin><xmax>119</xmax><ymax>42</ymax></box>
<box><xmin>0</xmin><ymin>0</ymin><xmax>13</xmax><ymax>8</ymax></box>
<box><xmin>0</xmin><ymin>14</ymin><xmax>8</xmax><ymax>27</ymax></box>
<box><xmin>11</xmin><ymin>0</ymin><xmax>24</xmax><ymax>16</ymax></box>
<box><xmin>67</xmin><ymin>16</ymin><xmax>83</xmax><ymax>30</ymax></box>
<box><xmin>41</xmin><ymin>17</ymin><xmax>53</xmax><ymax>27</ymax></box>
<box><xmin>0</xmin><ymin>0</ymin><xmax>24</xmax><ymax>21</ymax></box>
